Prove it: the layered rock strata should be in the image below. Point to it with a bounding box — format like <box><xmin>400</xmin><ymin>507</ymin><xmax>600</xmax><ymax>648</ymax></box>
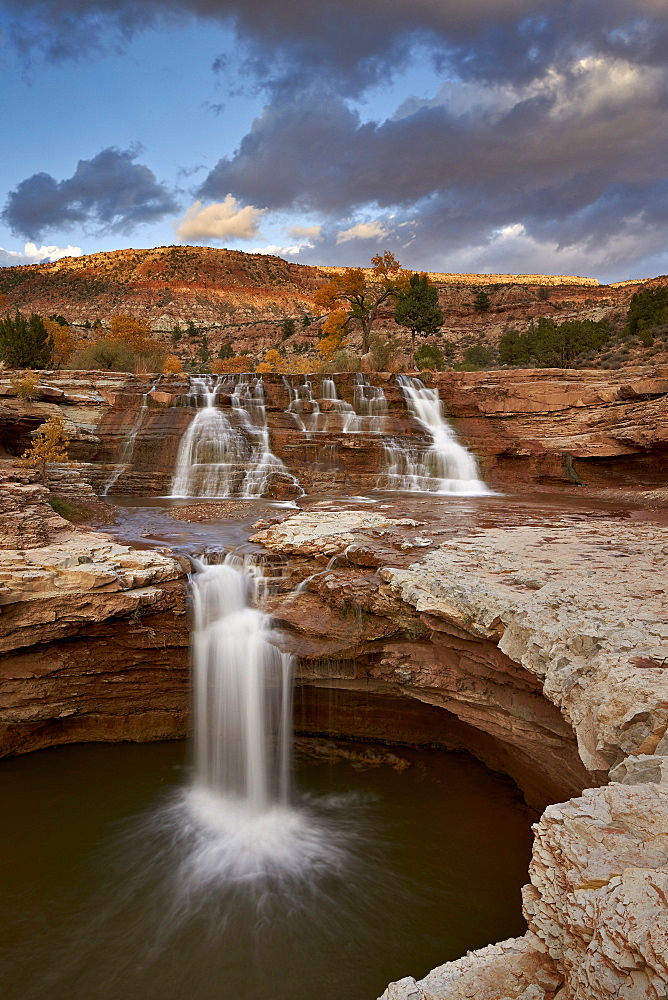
<box><xmin>1</xmin><ymin>367</ymin><xmax>667</xmax><ymax>492</ymax></box>
<box><xmin>0</xmin><ymin>474</ymin><xmax>189</xmax><ymax>757</ymax></box>
<box><xmin>250</xmin><ymin>508</ymin><xmax>668</xmax><ymax>1000</ymax></box>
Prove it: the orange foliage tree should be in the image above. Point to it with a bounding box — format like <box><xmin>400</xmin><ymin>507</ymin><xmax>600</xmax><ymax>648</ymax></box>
<box><xmin>313</xmin><ymin>252</ymin><xmax>405</xmax><ymax>354</ymax></box>
<box><xmin>162</xmin><ymin>354</ymin><xmax>184</xmax><ymax>374</ymax></box>
<box><xmin>109</xmin><ymin>314</ymin><xmax>153</xmax><ymax>352</ymax></box>
<box><xmin>44</xmin><ymin>319</ymin><xmax>80</xmax><ymax>368</ymax></box>
<box><xmin>255</xmin><ymin>349</ymin><xmax>284</xmax><ymax>373</ymax></box>
<box><xmin>211</xmin><ymin>356</ymin><xmax>254</xmax><ymax>374</ymax></box>
<box><xmin>316</xmin><ymin>310</ymin><xmax>349</xmax><ymax>361</ymax></box>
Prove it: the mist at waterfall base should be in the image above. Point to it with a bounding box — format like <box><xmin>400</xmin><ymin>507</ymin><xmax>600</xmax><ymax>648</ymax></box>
<box><xmin>1</xmin><ymin>553</ymin><xmax>532</xmax><ymax>1000</ymax></box>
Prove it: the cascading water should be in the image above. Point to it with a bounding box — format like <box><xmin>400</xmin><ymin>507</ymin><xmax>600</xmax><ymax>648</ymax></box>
<box><xmin>102</xmin><ymin>378</ymin><xmax>160</xmax><ymax>494</ymax></box>
<box><xmin>191</xmin><ymin>554</ymin><xmax>293</xmax><ymax>811</ymax></box>
<box><xmin>170</xmin><ymin>375</ymin><xmax>297</xmax><ymax>498</ymax></box>
<box><xmin>184</xmin><ymin>552</ymin><xmax>351</xmax><ymax>881</ymax></box>
<box><xmin>381</xmin><ymin>375</ymin><xmax>490</xmax><ymax>494</ymax></box>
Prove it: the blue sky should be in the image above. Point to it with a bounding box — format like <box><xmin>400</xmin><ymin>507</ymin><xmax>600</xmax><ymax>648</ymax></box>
<box><xmin>1</xmin><ymin>0</ymin><xmax>668</xmax><ymax>282</ymax></box>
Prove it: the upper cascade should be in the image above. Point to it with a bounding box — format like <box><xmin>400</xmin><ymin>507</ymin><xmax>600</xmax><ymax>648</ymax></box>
<box><xmin>381</xmin><ymin>376</ymin><xmax>490</xmax><ymax>495</ymax></box>
<box><xmin>170</xmin><ymin>374</ymin><xmax>297</xmax><ymax>499</ymax></box>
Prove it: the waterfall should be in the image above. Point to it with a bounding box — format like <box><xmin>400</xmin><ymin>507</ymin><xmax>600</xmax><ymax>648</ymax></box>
<box><xmin>170</xmin><ymin>375</ymin><xmax>297</xmax><ymax>498</ymax></box>
<box><xmin>381</xmin><ymin>375</ymin><xmax>490</xmax><ymax>494</ymax></box>
<box><xmin>348</xmin><ymin>374</ymin><xmax>389</xmax><ymax>433</ymax></box>
<box><xmin>191</xmin><ymin>554</ymin><xmax>293</xmax><ymax>811</ymax></box>
<box><xmin>102</xmin><ymin>378</ymin><xmax>160</xmax><ymax>495</ymax></box>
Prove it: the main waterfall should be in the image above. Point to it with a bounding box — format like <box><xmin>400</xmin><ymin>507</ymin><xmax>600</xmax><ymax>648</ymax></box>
<box><xmin>191</xmin><ymin>555</ymin><xmax>292</xmax><ymax>810</ymax></box>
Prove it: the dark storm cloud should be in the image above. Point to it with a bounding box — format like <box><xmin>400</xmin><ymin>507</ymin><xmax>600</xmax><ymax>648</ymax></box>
<box><xmin>3</xmin><ymin>0</ymin><xmax>668</xmax><ymax>91</ymax></box>
<box><xmin>2</xmin><ymin>147</ymin><xmax>179</xmax><ymax>240</ymax></box>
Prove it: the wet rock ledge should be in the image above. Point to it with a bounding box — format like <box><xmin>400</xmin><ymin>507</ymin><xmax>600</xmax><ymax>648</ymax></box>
<box><xmin>251</xmin><ymin>508</ymin><xmax>668</xmax><ymax>1000</ymax></box>
<box><xmin>0</xmin><ymin>471</ymin><xmax>189</xmax><ymax>756</ymax></box>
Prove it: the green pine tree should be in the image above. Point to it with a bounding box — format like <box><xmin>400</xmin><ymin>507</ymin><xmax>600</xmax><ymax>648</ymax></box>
<box><xmin>0</xmin><ymin>311</ymin><xmax>53</xmax><ymax>368</ymax></box>
<box><xmin>394</xmin><ymin>273</ymin><xmax>444</xmax><ymax>355</ymax></box>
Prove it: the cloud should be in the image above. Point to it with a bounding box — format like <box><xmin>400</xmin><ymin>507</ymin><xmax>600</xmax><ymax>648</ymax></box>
<box><xmin>2</xmin><ymin>148</ymin><xmax>179</xmax><ymax>241</ymax></box>
<box><xmin>175</xmin><ymin>196</ymin><xmax>266</xmax><ymax>241</ymax></box>
<box><xmin>5</xmin><ymin>0</ymin><xmax>668</xmax><ymax>97</ymax></box>
<box><xmin>336</xmin><ymin>220</ymin><xmax>390</xmax><ymax>244</ymax></box>
<box><xmin>287</xmin><ymin>224</ymin><xmax>321</xmax><ymax>242</ymax></box>
<box><xmin>0</xmin><ymin>242</ymin><xmax>83</xmax><ymax>267</ymax></box>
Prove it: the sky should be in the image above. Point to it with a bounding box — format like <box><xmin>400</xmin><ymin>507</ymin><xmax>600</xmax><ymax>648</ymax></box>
<box><xmin>1</xmin><ymin>0</ymin><xmax>668</xmax><ymax>283</ymax></box>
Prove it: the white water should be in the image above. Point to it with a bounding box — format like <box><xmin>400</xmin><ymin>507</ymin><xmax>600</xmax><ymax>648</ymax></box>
<box><xmin>185</xmin><ymin>553</ymin><xmax>351</xmax><ymax>881</ymax></box>
<box><xmin>284</xmin><ymin>374</ymin><xmax>387</xmax><ymax>434</ymax></box>
<box><xmin>382</xmin><ymin>376</ymin><xmax>490</xmax><ymax>494</ymax></box>
<box><xmin>102</xmin><ymin>378</ymin><xmax>160</xmax><ymax>495</ymax></box>
<box><xmin>171</xmin><ymin>375</ymin><xmax>297</xmax><ymax>498</ymax></box>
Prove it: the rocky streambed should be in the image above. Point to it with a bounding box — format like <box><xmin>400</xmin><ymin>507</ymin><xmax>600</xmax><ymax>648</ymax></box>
<box><xmin>1</xmin><ymin>459</ymin><xmax>668</xmax><ymax>997</ymax></box>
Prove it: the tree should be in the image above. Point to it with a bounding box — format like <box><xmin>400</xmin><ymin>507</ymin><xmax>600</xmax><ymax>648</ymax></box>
<box><xmin>316</xmin><ymin>310</ymin><xmax>349</xmax><ymax>361</ymax></box>
<box><xmin>463</xmin><ymin>343</ymin><xmax>495</xmax><ymax>368</ymax></box>
<box><xmin>281</xmin><ymin>318</ymin><xmax>296</xmax><ymax>340</ymax></box>
<box><xmin>628</xmin><ymin>287</ymin><xmax>668</xmax><ymax>337</ymax></box>
<box><xmin>162</xmin><ymin>354</ymin><xmax>184</xmax><ymax>374</ymax></box>
<box><xmin>498</xmin><ymin>318</ymin><xmax>610</xmax><ymax>367</ymax></box>
<box><xmin>313</xmin><ymin>252</ymin><xmax>404</xmax><ymax>353</ymax></box>
<box><xmin>45</xmin><ymin>319</ymin><xmax>79</xmax><ymax>368</ymax></box>
<box><xmin>171</xmin><ymin>324</ymin><xmax>183</xmax><ymax>344</ymax></box>
<box><xmin>0</xmin><ymin>311</ymin><xmax>53</xmax><ymax>368</ymax></box>
<box><xmin>109</xmin><ymin>314</ymin><xmax>152</xmax><ymax>352</ymax></box>
<box><xmin>19</xmin><ymin>416</ymin><xmax>70</xmax><ymax>484</ymax></box>
<box><xmin>474</xmin><ymin>290</ymin><xmax>491</xmax><ymax>312</ymax></box>
<box><xmin>197</xmin><ymin>333</ymin><xmax>211</xmax><ymax>363</ymax></box>
<box><xmin>217</xmin><ymin>343</ymin><xmax>234</xmax><ymax>360</ymax></box>
<box><xmin>256</xmin><ymin>349</ymin><xmax>284</xmax><ymax>373</ymax></box>
<box><xmin>211</xmin><ymin>356</ymin><xmax>254</xmax><ymax>373</ymax></box>
<box><xmin>394</xmin><ymin>272</ymin><xmax>444</xmax><ymax>354</ymax></box>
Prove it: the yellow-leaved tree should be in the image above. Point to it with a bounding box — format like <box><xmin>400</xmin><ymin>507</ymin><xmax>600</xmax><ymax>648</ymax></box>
<box><xmin>316</xmin><ymin>310</ymin><xmax>349</xmax><ymax>361</ymax></box>
<box><xmin>109</xmin><ymin>314</ymin><xmax>153</xmax><ymax>353</ymax></box>
<box><xmin>255</xmin><ymin>349</ymin><xmax>285</xmax><ymax>373</ymax></box>
<box><xmin>162</xmin><ymin>354</ymin><xmax>184</xmax><ymax>374</ymax></box>
<box><xmin>45</xmin><ymin>319</ymin><xmax>80</xmax><ymax>368</ymax></box>
<box><xmin>313</xmin><ymin>252</ymin><xmax>406</xmax><ymax>354</ymax></box>
<box><xmin>210</xmin><ymin>356</ymin><xmax>255</xmax><ymax>374</ymax></box>
<box><xmin>19</xmin><ymin>416</ymin><xmax>70</xmax><ymax>484</ymax></box>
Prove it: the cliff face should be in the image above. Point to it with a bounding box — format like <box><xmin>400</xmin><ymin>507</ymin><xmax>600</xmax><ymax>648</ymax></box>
<box><xmin>1</xmin><ymin>368</ymin><xmax>666</xmax><ymax>494</ymax></box>
<box><xmin>0</xmin><ymin>471</ymin><xmax>189</xmax><ymax>758</ymax></box>
<box><xmin>249</xmin><ymin>508</ymin><xmax>668</xmax><ymax>1000</ymax></box>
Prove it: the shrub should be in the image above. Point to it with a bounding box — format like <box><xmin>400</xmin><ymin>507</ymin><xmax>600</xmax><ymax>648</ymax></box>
<box><xmin>71</xmin><ymin>339</ymin><xmax>136</xmax><ymax>372</ymax></box>
<box><xmin>162</xmin><ymin>354</ymin><xmax>184</xmax><ymax>374</ymax></box>
<box><xmin>368</xmin><ymin>332</ymin><xmax>403</xmax><ymax>371</ymax></box>
<box><xmin>11</xmin><ymin>372</ymin><xmax>40</xmax><ymax>401</ymax></box>
<box><xmin>414</xmin><ymin>343</ymin><xmax>446</xmax><ymax>371</ymax></box>
<box><xmin>0</xmin><ymin>311</ymin><xmax>53</xmax><ymax>368</ymax></box>
<box><xmin>463</xmin><ymin>343</ymin><xmax>495</xmax><ymax>368</ymax></box>
<box><xmin>19</xmin><ymin>415</ymin><xmax>70</xmax><ymax>484</ymax></box>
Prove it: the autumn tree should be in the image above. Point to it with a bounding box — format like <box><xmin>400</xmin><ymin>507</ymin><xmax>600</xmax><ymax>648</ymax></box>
<box><xmin>317</xmin><ymin>310</ymin><xmax>349</xmax><ymax>361</ymax></box>
<box><xmin>393</xmin><ymin>273</ymin><xmax>444</xmax><ymax>354</ymax></box>
<box><xmin>0</xmin><ymin>311</ymin><xmax>53</xmax><ymax>368</ymax></box>
<box><xmin>162</xmin><ymin>354</ymin><xmax>184</xmax><ymax>374</ymax></box>
<box><xmin>313</xmin><ymin>252</ymin><xmax>405</xmax><ymax>354</ymax></box>
<box><xmin>256</xmin><ymin>349</ymin><xmax>284</xmax><ymax>373</ymax></box>
<box><xmin>211</xmin><ymin>356</ymin><xmax>255</xmax><ymax>374</ymax></box>
<box><xmin>45</xmin><ymin>318</ymin><xmax>80</xmax><ymax>368</ymax></box>
<box><xmin>109</xmin><ymin>314</ymin><xmax>153</xmax><ymax>352</ymax></box>
<box><xmin>19</xmin><ymin>415</ymin><xmax>70</xmax><ymax>484</ymax></box>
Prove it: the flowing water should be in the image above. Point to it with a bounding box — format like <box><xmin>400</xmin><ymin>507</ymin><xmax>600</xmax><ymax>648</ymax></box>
<box><xmin>170</xmin><ymin>375</ymin><xmax>296</xmax><ymax>498</ymax></box>
<box><xmin>381</xmin><ymin>376</ymin><xmax>490</xmax><ymax>494</ymax></box>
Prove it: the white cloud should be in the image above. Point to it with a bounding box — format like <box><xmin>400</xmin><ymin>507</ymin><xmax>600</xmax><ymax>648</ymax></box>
<box><xmin>250</xmin><ymin>243</ymin><xmax>310</xmax><ymax>257</ymax></box>
<box><xmin>175</xmin><ymin>195</ymin><xmax>265</xmax><ymax>241</ymax></box>
<box><xmin>287</xmin><ymin>224</ymin><xmax>322</xmax><ymax>242</ymax></box>
<box><xmin>0</xmin><ymin>242</ymin><xmax>82</xmax><ymax>267</ymax></box>
<box><xmin>336</xmin><ymin>220</ymin><xmax>390</xmax><ymax>244</ymax></box>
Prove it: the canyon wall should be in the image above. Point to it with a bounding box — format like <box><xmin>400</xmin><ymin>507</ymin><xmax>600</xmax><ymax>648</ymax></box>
<box><xmin>1</xmin><ymin>366</ymin><xmax>667</xmax><ymax>494</ymax></box>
